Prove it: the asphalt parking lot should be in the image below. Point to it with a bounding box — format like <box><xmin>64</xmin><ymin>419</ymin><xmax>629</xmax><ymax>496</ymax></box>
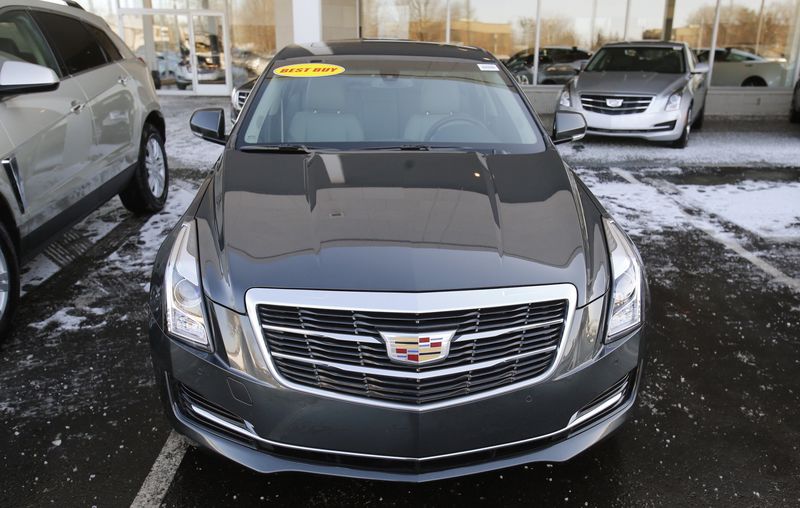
<box><xmin>1</xmin><ymin>98</ymin><xmax>799</xmax><ymax>507</ymax></box>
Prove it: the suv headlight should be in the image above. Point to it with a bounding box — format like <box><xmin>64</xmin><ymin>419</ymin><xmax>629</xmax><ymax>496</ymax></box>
<box><xmin>604</xmin><ymin>219</ymin><xmax>644</xmax><ymax>341</ymax></box>
<box><xmin>665</xmin><ymin>91</ymin><xmax>682</xmax><ymax>111</ymax></box>
<box><xmin>559</xmin><ymin>88</ymin><xmax>571</xmax><ymax>107</ymax></box>
<box><xmin>165</xmin><ymin>221</ymin><xmax>210</xmax><ymax>349</ymax></box>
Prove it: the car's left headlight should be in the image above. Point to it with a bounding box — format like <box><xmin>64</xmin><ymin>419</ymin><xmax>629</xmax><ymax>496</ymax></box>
<box><xmin>604</xmin><ymin>219</ymin><xmax>644</xmax><ymax>342</ymax></box>
<box><xmin>665</xmin><ymin>91</ymin><xmax>682</xmax><ymax>111</ymax></box>
<box><xmin>165</xmin><ymin>221</ymin><xmax>210</xmax><ymax>349</ymax></box>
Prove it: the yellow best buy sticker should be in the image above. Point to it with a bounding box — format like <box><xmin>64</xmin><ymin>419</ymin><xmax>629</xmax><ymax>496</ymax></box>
<box><xmin>273</xmin><ymin>63</ymin><xmax>345</xmax><ymax>77</ymax></box>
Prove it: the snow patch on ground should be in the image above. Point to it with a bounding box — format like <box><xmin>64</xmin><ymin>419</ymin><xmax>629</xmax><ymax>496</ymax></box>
<box><xmin>29</xmin><ymin>307</ymin><xmax>107</xmax><ymax>332</ymax></box>
<box><xmin>160</xmin><ymin>96</ymin><xmax>226</xmax><ymax>170</ymax></box>
<box><xmin>105</xmin><ymin>182</ymin><xmax>200</xmax><ymax>280</ymax></box>
<box><xmin>575</xmin><ymin>168</ymin><xmax>690</xmax><ymax>236</ymax></box>
<box><xmin>678</xmin><ymin>181</ymin><xmax>800</xmax><ymax>242</ymax></box>
<box><xmin>559</xmin><ymin>130</ymin><xmax>800</xmax><ymax>167</ymax></box>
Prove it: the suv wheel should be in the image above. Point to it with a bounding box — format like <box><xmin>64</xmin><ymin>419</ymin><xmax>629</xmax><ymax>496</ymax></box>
<box><xmin>0</xmin><ymin>222</ymin><xmax>19</xmax><ymax>342</ymax></box>
<box><xmin>120</xmin><ymin>123</ymin><xmax>169</xmax><ymax>214</ymax></box>
<box><xmin>671</xmin><ymin>107</ymin><xmax>692</xmax><ymax>149</ymax></box>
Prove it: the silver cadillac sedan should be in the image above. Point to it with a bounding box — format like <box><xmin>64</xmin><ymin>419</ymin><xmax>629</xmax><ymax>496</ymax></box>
<box><xmin>557</xmin><ymin>41</ymin><xmax>708</xmax><ymax>148</ymax></box>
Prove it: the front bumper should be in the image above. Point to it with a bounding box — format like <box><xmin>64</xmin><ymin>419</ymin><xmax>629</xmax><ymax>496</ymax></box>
<box><xmin>149</xmin><ymin>303</ymin><xmax>645</xmax><ymax>482</ymax></box>
<box><xmin>559</xmin><ymin>104</ymin><xmax>685</xmax><ymax>141</ymax></box>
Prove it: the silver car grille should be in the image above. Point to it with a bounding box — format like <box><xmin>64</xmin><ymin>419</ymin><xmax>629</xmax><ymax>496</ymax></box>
<box><xmin>580</xmin><ymin>94</ymin><xmax>653</xmax><ymax>115</ymax></box>
<box><xmin>246</xmin><ymin>286</ymin><xmax>576</xmax><ymax>409</ymax></box>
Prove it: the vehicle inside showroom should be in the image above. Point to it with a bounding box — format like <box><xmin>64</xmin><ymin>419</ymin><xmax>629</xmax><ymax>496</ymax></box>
<box><xmin>82</xmin><ymin>0</ymin><xmax>800</xmax><ymax>116</ymax></box>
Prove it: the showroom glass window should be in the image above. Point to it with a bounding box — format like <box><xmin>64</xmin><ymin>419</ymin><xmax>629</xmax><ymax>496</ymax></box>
<box><xmin>32</xmin><ymin>11</ymin><xmax>108</xmax><ymax>75</ymax></box>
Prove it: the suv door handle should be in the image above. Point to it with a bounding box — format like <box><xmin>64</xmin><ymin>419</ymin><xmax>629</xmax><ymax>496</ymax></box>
<box><xmin>118</xmin><ymin>75</ymin><xmax>130</xmax><ymax>85</ymax></box>
<box><xmin>70</xmin><ymin>100</ymin><xmax>86</xmax><ymax>114</ymax></box>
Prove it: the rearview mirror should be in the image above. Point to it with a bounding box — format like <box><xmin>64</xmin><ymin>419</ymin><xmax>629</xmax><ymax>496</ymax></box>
<box><xmin>692</xmin><ymin>62</ymin><xmax>710</xmax><ymax>74</ymax></box>
<box><xmin>190</xmin><ymin>108</ymin><xmax>227</xmax><ymax>145</ymax></box>
<box><xmin>552</xmin><ymin>111</ymin><xmax>587</xmax><ymax>144</ymax></box>
<box><xmin>0</xmin><ymin>60</ymin><xmax>59</xmax><ymax>96</ymax></box>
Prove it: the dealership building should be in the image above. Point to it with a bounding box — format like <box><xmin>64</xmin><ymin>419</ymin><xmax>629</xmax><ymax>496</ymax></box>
<box><xmin>84</xmin><ymin>0</ymin><xmax>800</xmax><ymax>115</ymax></box>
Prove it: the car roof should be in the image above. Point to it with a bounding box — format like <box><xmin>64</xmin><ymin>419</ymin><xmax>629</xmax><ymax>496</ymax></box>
<box><xmin>602</xmin><ymin>40</ymin><xmax>687</xmax><ymax>49</ymax></box>
<box><xmin>274</xmin><ymin>40</ymin><xmax>495</xmax><ymax>62</ymax></box>
<box><xmin>1</xmin><ymin>0</ymin><xmax>110</xmax><ymax>29</ymax></box>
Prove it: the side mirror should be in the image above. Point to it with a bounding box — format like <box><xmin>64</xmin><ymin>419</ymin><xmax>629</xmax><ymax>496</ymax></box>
<box><xmin>190</xmin><ymin>108</ymin><xmax>227</xmax><ymax>145</ymax></box>
<box><xmin>0</xmin><ymin>60</ymin><xmax>59</xmax><ymax>96</ymax></box>
<box><xmin>692</xmin><ymin>62</ymin><xmax>710</xmax><ymax>74</ymax></box>
<box><xmin>552</xmin><ymin>111</ymin><xmax>587</xmax><ymax>144</ymax></box>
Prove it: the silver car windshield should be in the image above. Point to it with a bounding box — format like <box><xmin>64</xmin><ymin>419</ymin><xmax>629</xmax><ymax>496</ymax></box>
<box><xmin>586</xmin><ymin>47</ymin><xmax>685</xmax><ymax>74</ymax></box>
<box><xmin>239</xmin><ymin>57</ymin><xmax>544</xmax><ymax>153</ymax></box>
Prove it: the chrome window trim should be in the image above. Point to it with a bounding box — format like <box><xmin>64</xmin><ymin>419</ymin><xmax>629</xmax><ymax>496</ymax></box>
<box><xmin>244</xmin><ymin>284</ymin><xmax>578</xmax><ymax>412</ymax></box>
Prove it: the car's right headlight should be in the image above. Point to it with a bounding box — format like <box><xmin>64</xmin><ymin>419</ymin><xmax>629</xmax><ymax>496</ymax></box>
<box><xmin>165</xmin><ymin>221</ymin><xmax>210</xmax><ymax>349</ymax></box>
<box><xmin>604</xmin><ymin>219</ymin><xmax>644</xmax><ymax>342</ymax></box>
<box><xmin>559</xmin><ymin>88</ymin><xmax>571</xmax><ymax>107</ymax></box>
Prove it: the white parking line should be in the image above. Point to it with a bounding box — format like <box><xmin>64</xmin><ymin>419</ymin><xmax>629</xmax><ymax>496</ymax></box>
<box><xmin>131</xmin><ymin>431</ymin><xmax>188</xmax><ymax>508</ymax></box>
<box><xmin>611</xmin><ymin>168</ymin><xmax>800</xmax><ymax>293</ymax></box>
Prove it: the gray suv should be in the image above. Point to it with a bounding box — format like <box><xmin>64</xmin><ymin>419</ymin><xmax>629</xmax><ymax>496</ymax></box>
<box><xmin>0</xmin><ymin>0</ymin><xmax>167</xmax><ymax>338</ymax></box>
<box><xmin>557</xmin><ymin>41</ymin><xmax>708</xmax><ymax>148</ymax></box>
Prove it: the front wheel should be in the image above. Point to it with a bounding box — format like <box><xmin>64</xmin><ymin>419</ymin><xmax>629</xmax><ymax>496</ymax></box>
<box><xmin>692</xmin><ymin>105</ymin><xmax>705</xmax><ymax>130</ymax></box>
<box><xmin>671</xmin><ymin>107</ymin><xmax>692</xmax><ymax>149</ymax></box>
<box><xmin>0</xmin><ymin>222</ymin><xmax>20</xmax><ymax>342</ymax></box>
<box><xmin>120</xmin><ymin>123</ymin><xmax>169</xmax><ymax>214</ymax></box>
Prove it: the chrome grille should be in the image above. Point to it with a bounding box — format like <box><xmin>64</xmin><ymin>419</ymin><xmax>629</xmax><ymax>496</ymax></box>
<box><xmin>580</xmin><ymin>94</ymin><xmax>653</xmax><ymax>115</ymax></box>
<box><xmin>254</xmin><ymin>293</ymin><xmax>570</xmax><ymax>407</ymax></box>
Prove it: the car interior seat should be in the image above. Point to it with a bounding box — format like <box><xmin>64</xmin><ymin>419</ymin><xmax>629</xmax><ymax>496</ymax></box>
<box><xmin>288</xmin><ymin>79</ymin><xmax>365</xmax><ymax>142</ymax></box>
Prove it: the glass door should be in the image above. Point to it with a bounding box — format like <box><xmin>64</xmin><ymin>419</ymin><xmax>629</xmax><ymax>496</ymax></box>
<box><xmin>117</xmin><ymin>7</ymin><xmax>231</xmax><ymax>95</ymax></box>
<box><xmin>190</xmin><ymin>14</ymin><xmax>229</xmax><ymax>94</ymax></box>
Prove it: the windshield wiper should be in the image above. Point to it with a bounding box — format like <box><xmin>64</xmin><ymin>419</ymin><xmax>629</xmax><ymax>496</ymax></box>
<box><xmin>359</xmin><ymin>144</ymin><xmax>477</xmax><ymax>152</ymax></box>
<box><xmin>239</xmin><ymin>144</ymin><xmax>317</xmax><ymax>153</ymax></box>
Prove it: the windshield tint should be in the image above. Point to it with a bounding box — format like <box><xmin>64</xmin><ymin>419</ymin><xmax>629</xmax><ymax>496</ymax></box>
<box><xmin>239</xmin><ymin>57</ymin><xmax>543</xmax><ymax>153</ymax></box>
<box><xmin>586</xmin><ymin>47</ymin><xmax>685</xmax><ymax>74</ymax></box>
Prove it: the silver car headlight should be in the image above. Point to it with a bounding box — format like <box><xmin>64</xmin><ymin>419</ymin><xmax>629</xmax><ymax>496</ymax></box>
<box><xmin>665</xmin><ymin>91</ymin><xmax>682</xmax><ymax>111</ymax></box>
<box><xmin>165</xmin><ymin>221</ymin><xmax>210</xmax><ymax>349</ymax></box>
<box><xmin>559</xmin><ymin>88</ymin><xmax>571</xmax><ymax>107</ymax></box>
<box><xmin>604</xmin><ymin>219</ymin><xmax>643</xmax><ymax>341</ymax></box>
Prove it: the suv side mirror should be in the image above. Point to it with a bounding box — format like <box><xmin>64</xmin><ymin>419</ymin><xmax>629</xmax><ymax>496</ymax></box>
<box><xmin>0</xmin><ymin>60</ymin><xmax>59</xmax><ymax>96</ymax></box>
<box><xmin>692</xmin><ymin>62</ymin><xmax>710</xmax><ymax>74</ymax></box>
<box><xmin>552</xmin><ymin>111</ymin><xmax>587</xmax><ymax>144</ymax></box>
<box><xmin>190</xmin><ymin>108</ymin><xmax>227</xmax><ymax>145</ymax></box>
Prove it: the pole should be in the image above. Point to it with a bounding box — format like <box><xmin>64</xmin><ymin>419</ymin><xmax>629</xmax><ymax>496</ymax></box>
<box><xmin>708</xmin><ymin>0</ymin><xmax>722</xmax><ymax>86</ymax></box>
<box><xmin>623</xmin><ymin>0</ymin><xmax>632</xmax><ymax>40</ymax></box>
<box><xmin>532</xmin><ymin>0</ymin><xmax>541</xmax><ymax>86</ymax></box>
<box><xmin>754</xmin><ymin>0</ymin><xmax>765</xmax><ymax>55</ymax></box>
<box><xmin>446</xmin><ymin>0</ymin><xmax>451</xmax><ymax>43</ymax></box>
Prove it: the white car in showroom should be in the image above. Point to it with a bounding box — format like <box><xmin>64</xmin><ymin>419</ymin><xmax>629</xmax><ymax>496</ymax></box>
<box><xmin>0</xmin><ymin>0</ymin><xmax>168</xmax><ymax>339</ymax></box>
<box><xmin>695</xmin><ymin>47</ymin><xmax>786</xmax><ymax>87</ymax></box>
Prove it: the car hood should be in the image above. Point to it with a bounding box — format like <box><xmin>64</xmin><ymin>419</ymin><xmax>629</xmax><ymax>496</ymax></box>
<box><xmin>576</xmin><ymin>71</ymin><xmax>687</xmax><ymax>96</ymax></box>
<box><xmin>195</xmin><ymin>149</ymin><xmax>608</xmax><ymax>313</ymax></box>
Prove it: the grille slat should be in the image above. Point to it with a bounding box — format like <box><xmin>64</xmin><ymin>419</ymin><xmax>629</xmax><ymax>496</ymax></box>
<box><xmin>581</xmin><ymin>94</ymin><xmax>653</xmax><ymax>115</ymax></box>
<box><xmin>257</xmin><ymin>298</ymin><xmax>567</xmax><ymax>406</ymax></box>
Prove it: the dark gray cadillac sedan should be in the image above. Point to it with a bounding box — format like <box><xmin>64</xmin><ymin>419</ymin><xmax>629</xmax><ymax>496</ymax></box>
<box><xmin>148</xmin><ymin>40</ymin><xmax>647</xmax><ymax>482</ymax></box>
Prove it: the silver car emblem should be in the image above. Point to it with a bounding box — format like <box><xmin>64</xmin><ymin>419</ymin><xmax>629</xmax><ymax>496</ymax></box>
<box><xmin>606</xmin><ymin>98</ymin><xmax>624</xmax><ymax>108</ymax></box>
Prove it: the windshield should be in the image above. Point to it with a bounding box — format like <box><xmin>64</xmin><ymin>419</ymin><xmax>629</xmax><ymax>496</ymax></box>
<box><xmin>586</xmin><ymin>47</ymin><xmax>685</xmax><ymax>74</ymax></box>
<box><xmin>238</xmin><ymin>57</ymin><xmax>544</xmax><ymax>153</ymax></box>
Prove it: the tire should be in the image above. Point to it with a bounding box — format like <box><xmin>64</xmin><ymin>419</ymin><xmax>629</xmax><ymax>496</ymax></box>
<box><xmin>176</xmin><ymin>82</ymin><xmax>188</xmax><ymax>90</ymax></box>
<box><xmin>792</xmin><ymin>108</ymin><xmax>800</xmax><ymax>124</ymax></box>
<box><xmin>741</xmin><ymin>76</ymin><xmax>767</xmax><ymax>87</ymax></box>
<box><xmin>119</xmin><ymin>123</ymin><xmax>169</xmax><ymax>214</ymax></box>
<box><xmin>692</xmin><ymin>105</ymin><xmax>705</xmax><ymax>130</ymax></box>
<box><xmin>671</xmin><ymin>107</ymin><xmax>691</xmax><ymax>149</ymax></box>
<box><xmin>0</xmin><ymin>222</ymin><xmax>20</xmax><ymax>342</ymax></box>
